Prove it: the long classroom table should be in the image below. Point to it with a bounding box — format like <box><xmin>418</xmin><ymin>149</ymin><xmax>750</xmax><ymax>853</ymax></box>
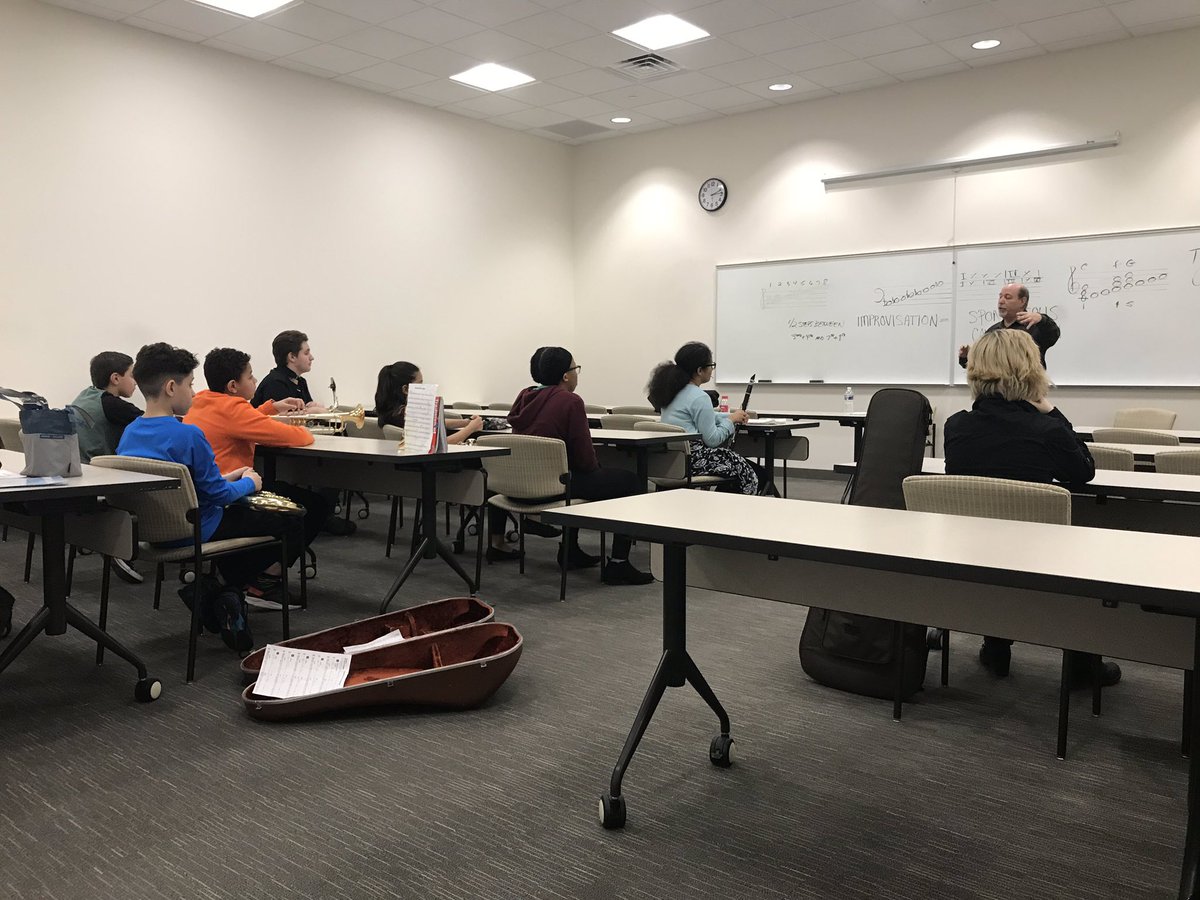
<box><xmin>543</xmin><ymin>489</ymin><xmax>1200</xmax><ymax>899</ymax></box>
<box><xmin>1077</xmin><ymin>426</ymin><xmax>1200</xmax><ymax>444</ymax></box>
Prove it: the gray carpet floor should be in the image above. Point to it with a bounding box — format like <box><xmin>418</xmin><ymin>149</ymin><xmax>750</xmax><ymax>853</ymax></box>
<box><xmin>0</xmin><ymin>478</ymin><xmax>1189</xmax><ymax>900</ymax></box>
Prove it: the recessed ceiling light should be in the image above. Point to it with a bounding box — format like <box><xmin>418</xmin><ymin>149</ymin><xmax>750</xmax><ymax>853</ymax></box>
<box><xmin>610</xmin><ymin>116</ymin><xmax>632</xmax><ymax>124</ymax></box>
<box><xmin>971</xmin><ymin>38</ymin><xmax>1001</xmax><ymax>50</ymax></box>
<box><xmin>612</xmin><ymin>15</ymin><xmax>709</xmax><ymax>51</ymax></box>
<box><xmin>768</xmin><ymin>83</ymin><xmax>792</xmax><ymax>91</ymax></box>
<box><xmin>450</xmin><ymin>63</ymin><xmax>535</xmax><ymax>92</ymax></box>
<box><xmin>193</xmin><ymin>0</ymin><xmax>292</xmax><ymax>15</ymax></box>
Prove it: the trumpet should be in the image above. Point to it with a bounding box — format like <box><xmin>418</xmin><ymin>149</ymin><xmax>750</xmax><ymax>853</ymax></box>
<box><xmin>272</xmin><ymin>403</ymin><xmax>365</xmax><ymax>435</ymax></box>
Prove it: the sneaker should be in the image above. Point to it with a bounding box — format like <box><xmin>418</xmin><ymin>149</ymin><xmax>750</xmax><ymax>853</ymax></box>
<box><xmin>214</xmin><ymin>590</ymin><xmax>254</xmax><ymax>653</ymax></box>
<box><xmin>485</xmin><ymin>546</ymin><xmax>523</xmax><ymax>563</ymax></box>
<box><xmin>523</xmin><ymin>520</ymin><xmax>561</xmax><ymax>539</ymax></box>
<box><xmin>322</xmin><ymin>516</ymin><xmax>357</xmax><ymax>536</ymax></box>
<box><xmin>112</xmin><ymin>558</ymin><xmax>144</xmax><ymax>585</ymax></box>
<box><xmin>177</xmin><ymin>575</ymin><xmax>223</xmax><ymax>635</ymax></box>
<box><xmin>557</xmin><ymin>546</ymin><xmax>601</xmax><ymax>570</ymax></box>
<box><xmin>243</xmin><ymin>574</ymin><xmax>300</xmax><ymax>611</ymax></box>
<box><xmin>926</xmin><ymin>627</ymin><xmax>944</xmax><ymax>651</ymax></box>
<box><xmin>601</xmin><ymin>559</ymin><xmax>654</xmax><ymax>586</ymax></box>
<box><xmin>1068</xmin><ymin>654</ymin><xmax>1122</xmax><ymax>689</ymax></box>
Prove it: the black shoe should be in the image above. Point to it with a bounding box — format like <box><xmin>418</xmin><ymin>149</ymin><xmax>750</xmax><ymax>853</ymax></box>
<box><xmin>522</xmin><ymin>520</ymin><xmax>561</xmax><ymax>539</ymax></box>
<box><xmin>1068</xmin><ymin>655</ymin><xmax>1122</xmax><ymax>689</ymax></box>
<box><xmin>215</xmin><ymin>590</ymin><xmax>254</xmax><ymax>654</ymax></box>
<box><xmin>601</xmin><ymin>559</ymin><xmax>654</xmax><ymax>586</ymax></box>
<box><xmin>322</xmin><ymin>516</ymin><xmax>357</xmax><ymax>536</ymax></box>
<box><xmin>178</xmin><ymin>575</ymin><xmax>223</xmax><ymax>635</ymax></box>
<box><xmin>978</xmin><ymin>639</ymin><xmax>1011</xmax><ymax>677</ymax></box>
<box><xmin>927</xmin><ymin>627</ymin><xmax>944</xmax><ymax>651</ymax></box>
<box><xmin>557</xmin><ymin>546</ymin><xmax>601</xmax><ymax>570</ymax></box>
<box><xmin>486</xmin><ymin>546</ymin><xmax>523</xmax><ymax>563</ymax></box>
<box><xmin>112</xmin><ymin>558</ymin><xmax>144</xmax><ymax>585</ymax></box>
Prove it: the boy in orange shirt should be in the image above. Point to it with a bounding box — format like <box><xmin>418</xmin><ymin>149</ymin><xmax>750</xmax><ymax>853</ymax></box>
<box><xmin>185</xmin><ymin>347</ymin><xmax>329</xmax><ymax>604</ymax></box>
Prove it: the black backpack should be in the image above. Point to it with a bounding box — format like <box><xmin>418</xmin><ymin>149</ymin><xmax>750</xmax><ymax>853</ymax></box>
<box><xmin>799</xmin><ymin>388</ymin><xmax>933</xmax><ymax>702</ymax></box>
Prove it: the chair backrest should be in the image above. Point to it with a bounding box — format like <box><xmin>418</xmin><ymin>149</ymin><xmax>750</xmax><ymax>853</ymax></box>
<box><xmin>848</xmin><ymin>388</ymin><xmax>932</xmax><ymax>510</ymax></box>
<box><xmin>447</xmin><ymin>401</ymin><xmax>482</xmax><ymax>411</ymax></box>
<box><xmin>0</xmin><ymin>419</ymin><xmax>23</xmax><ymax>452</ymax></box>
<box><xmin>350</xmin><ymin>419</ymin><xmax>386</xmax><ymax>440</ymax></box>
<box><xmin>634</xmin><ymin>421</ymin><xmax>690</xmax><ymax>478</ymax></box>
<box><xmin>600</xmin><ymin>414</ymin><xmax>655</xmax><ymax>430</ymax></box>
<box><xmin>381</xmin><ymin>424</ymin><xmax>405</xmax><ymax>443</ymax></box>
<box><xmin>1113</xmin><ymin>407</ymin><xmax>1177</xmax><ymax>429</ymax></box>
<box><xmin>1091</xmin><ymin>427</ymin><xmax>1180</xmax><ymax>446</ymax></box>
<box><xmin>475</xmin><ymin>435</ymin><xmax>568</xmax><ymax>500</ymax></box>
<box><xmin>1088</xmin><ymin>445</ymin><xmax>1135</xmax><ymax>471</ymax></box>
<box><xmin>89</xmin><ymin>456</ymin><xmax>198</xmax><ymax>543</ymax></box>
<box><xmin>583</xmin><ymin>404</ymin><xmax>609</xmax><ymax>415</ymax></box>
<box><xmin>487</xmin><ymin>401</ymin><xmax>512</xmax><ymax>412</ymax></box>
<box><xmin>903</xmin><ymin>475</ymin><xmax>1071</xmax><ymax>525</ymax></box>
<box><xmin>1154</xmin><ymin>450</ymin><xmax>1200</xmax><ymax>475</ymax></box>
<box><xmin>610</xmin><ymin>405</ymin><xmax>655</xmax><ymax>415</ymax></box>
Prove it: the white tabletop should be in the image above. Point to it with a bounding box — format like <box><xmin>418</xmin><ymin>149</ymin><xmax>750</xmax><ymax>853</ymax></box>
<box><xmin>262</xmin><ymin>435</ymin><xmax>509</xmax><ymax>464</ymax></box>
<box><xmin>542</xmin><ymin>490</ymin><xmax>1200</xmax><ymax>610</ymax></box>
<box><xmin>589</xmin><ymin>429</ymin><xmax>699</xmax><ymax>445</ymax></box>
<box><xmin>1089</xmin><ymin>443</ymin><xmax>1196</xmax><ymax>464</ymax></box>
<box><xmin>1077</xmin><ymin>425</ymin><xmax>1200</xmax><ymax>444</ymax></box>
<box><xmin>757</xmin><ymin>409</ymin><xmax>867</xmax><ymax>422</ymax></box>
<box><xmin>0</xmin><ymin>449</ymin><xmax>177</xmax><ymax>503</ymax></box>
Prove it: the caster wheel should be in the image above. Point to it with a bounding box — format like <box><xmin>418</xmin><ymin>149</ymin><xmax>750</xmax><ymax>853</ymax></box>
<box><xmin>358</xmin><ymin>508</ymin><xmax>370</xmax><ymax>520</ymax></box>
<box><xmin>598</xmin><ymin>793</ymin><xmax>626</xmax><ymax>829</ymax></box>
<box><xmin>466</xmin><ymin>523</ymin><xmax>479</xmax><ymax>537</ymax></box>
<box><xmin>179</xmin><ymin>569</ymin><xmax>195</xmax><ymax>585</ymax></box>
<box><xmin>134</xmin><ymin>678</ymin><xmax>162</xmax><ymax>703</ymax></box>
<box><xmin>506</xmin><ymin>530</ymin><xmax>519</xmax><ymax>543</ymax></box>
<box><xmin>709</xmin><ymin>734</ymin><xmax>734</xmax><ymax>768</ymax></box>
<box><xmin>452</xmin><ymin>539</ymin><xmax>465</xmax><ymax>554</ymax></box>
<box><xmin>304</xmin><ymin>565</ymin><xmax>318</xmax><ymax>579</ymax></box>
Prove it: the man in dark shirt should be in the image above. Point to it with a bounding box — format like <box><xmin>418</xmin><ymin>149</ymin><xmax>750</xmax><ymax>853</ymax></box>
<box><xmin>958</xmin><ymin>282</ymin><xmax>1060</xmax><ymax>369</ymax></box>
<box><xmin>252</xmin><ymin>330</ymin><xmax>327</xmax><ymax>412</ymax></box>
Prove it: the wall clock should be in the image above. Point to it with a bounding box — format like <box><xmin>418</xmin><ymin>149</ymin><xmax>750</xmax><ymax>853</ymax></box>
<box><xmin>698</xmin><ymin>177</ymin><xmax>727</xmax><ymax>212</ymax></box>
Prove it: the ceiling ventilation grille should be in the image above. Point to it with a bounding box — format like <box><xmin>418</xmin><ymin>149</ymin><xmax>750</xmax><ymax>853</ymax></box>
<box><xmin>611</xmin><ymin>53</ymin><xmax>680</xmax><ymax>81</ymax></box>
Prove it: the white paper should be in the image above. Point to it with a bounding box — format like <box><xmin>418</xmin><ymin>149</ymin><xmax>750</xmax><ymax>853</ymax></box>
<box><xmin>342</xmin><ymin>629</ymin><xmax>408</xmax><ymax>655</ymax></box>
<box><xmin>253</xmin><ymin>644</ymin><xmax>352</xmax><ymax>699</ymax></box>
<box><xmin>403</xmin><ymin>383</ymin><xmax>446</xmax><ymax>455</ymax></box>
<box><xmin>747</xmin><ymin>418</ymin><xmax>791</xmax><ymax>426</ymax></box>
<box><xmin>0</xmin><ymin>470</ymin><xmax>65</xmax><ymax>489</ymax></box>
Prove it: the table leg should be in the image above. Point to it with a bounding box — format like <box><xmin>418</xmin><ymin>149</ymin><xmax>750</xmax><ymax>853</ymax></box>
<box><xmin>761</xmin><ymin>431</ymin><xmax>779</xmax><ymax>497</ymax></box>
<box><xmin>43</xmin><ymin>514</ymin><xmax>67</xmax><ymax>635</ymax></box>
<box><xmin>1178</xmin><ymin>618</ymin><xmax>1200</xmax><ymax>899</ymax></box>
<box><xmin>636</xmin><ymin>448</ymin><xmax>648</xmax><ymax>494</ymax></box>
<box><xmin>852</xmin><ymin>422</ymin><xmax>865</xmax><ymax>462</ymax></box>
<box><xmin>599</xmin><ymin>542</ymin><xmax>731</xmax><ymax>829</ymax></box>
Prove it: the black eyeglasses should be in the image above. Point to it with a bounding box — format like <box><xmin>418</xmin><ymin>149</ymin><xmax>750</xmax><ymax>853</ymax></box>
<box><xmin>567</xmin><ymin>365</ymin><xmax>582</xmax><ymax>373</ymax></box>
<box><xmin>704</xmin><ymin>361</ymin><xmax>716</xmax><ymax>369</ymax></box>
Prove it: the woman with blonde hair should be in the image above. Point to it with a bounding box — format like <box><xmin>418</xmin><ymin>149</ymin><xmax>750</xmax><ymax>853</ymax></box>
<box><xmin>944</xmin><ymin>329</ymin><xmax>1114</xmax><ymax>684</ymax></box>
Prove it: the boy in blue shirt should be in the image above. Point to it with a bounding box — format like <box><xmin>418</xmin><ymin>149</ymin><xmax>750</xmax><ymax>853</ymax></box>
<box><xmin>118</xmin><ymin>343</ymin><xmax>297</xmax><ymax>652</ymax></box>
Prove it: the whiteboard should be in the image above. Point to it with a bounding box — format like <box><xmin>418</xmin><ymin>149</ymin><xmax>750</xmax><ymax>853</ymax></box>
<box><xmin>716</xmin><ymin>226</ymin><xmax>1200</xmax><ymax>387</ymax></box>
<box><xmin>715</xmin><ymin>248</ymin><xmax>954</xmax><ymax>385</ymax></box>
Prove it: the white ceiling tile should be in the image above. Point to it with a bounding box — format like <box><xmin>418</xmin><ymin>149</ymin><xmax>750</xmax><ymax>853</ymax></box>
<box><xmin>218</xmin><ymin>21</ymin><xmax>320</xmax><ymax>56</ymax></box>
<box><xmin>794</xmin><ymin>0</ymin><xmax>901</xmax><ymax>38</ymax></box>
<box><xmin>134</xmin><ymin>0</ymin><xmax>241</xmax><ymax>38</ymax></box>
<box><xmin>687</xmin><ymin>85</ymin><xmax>766</xmax><ymax>108</ymax></box>
<box><xmin>961</xmin><ymin>44</ymin><xmax>1046</xmax><ymax>66</ymax></box>
<box><xmin>737</xmin><ymin>74</ymin><xmax>825</xmax><ymax>96</ymax></box>
<box><xmin>1039</xmin><ymin>29</ymin><xmax>1132</xmax><ymax>50</ymax></box>
<box><xmin>549</xmin><ymin>67</ymin><xmax>633</xmax><ymax>93</ymax></box>
<box><xmin>938</xmin><ymin>26</ymin><xmax>1036</xmax><ymax>60</ymax></box>
<box><xmin>332</xmin><ymin>27</ymin><xmax>430</xmax><ymax>59</ymax></box>
<box><xmin>505</xmin><ymin>49</ymin><xmax>590</xmax><ymax>79</ymax></box>
<box><xmin>390</xmin><ymin>90</ymin><xmax>446</xmax><ymax>108</ymax></box>
<box><xmin>866</xmin><ymin>42</ymin><xmax>958</xmax><ymax>74</ymax></box>
<box><xmin>590</xmin><ymin>83</ymin><xmax>675</xmax><ymax>106</ymax></box>
<box><xmin>443</xmin><ymin>29</ymin><xmax>542</xmax><ymax>62</ymax></box>
<box><xmin>447</xmin><ymin>92</ymin><xmax>532</xmax><ymax>116</ymax></box>
<box><xmin>721</xmin><ymin>98</ymin><xmax>777</xmax><ymax>114</ymax></box>
<box><xmin>893</xmin><ymin>60</ymin><xmax>970</xmax><ymax>80</ymax></box>
<box><xmin>647</xmin><ymin>70</ymin><xmax>730</xmax><ymax>96</ymax></box>
<box><xmin>393</xmin><ymin>45</ymin><xmax>479</xmax><ymax>76</ymax></box>
<box><xmin>760</xmin><ymin>0</ymin><xmax>862</xmax><ymax>13</ymax></box>
<box><xmin>765</xmin><ymin>40</ymin><xmax>855</xmax><ymax>70</ymax></box>
<box><xmin>1127</xmin><ymin>13</ymin><xmax>1200</xmax><ymax>34</ymax></box>
<box><xmin>766</xmin><ymin>85</ymin><xmax>834</xmax><ymax>102</ymax></box>
<box><xmin>546</xmin><ymin>95</ymin><xmax>619</xmax><ymax>117</ymax></box>
<box><xmin>272</xmin><ymin>56</ymin><xmax>338</xmax><ymax>77</ymax></box>
<box><xmin>685</xmin><ymin>0</ymin><xmax>788</xmax><ymax>33</ymax></box>
<box><xmin>873</xmin><ymin>0</ymin><xmax>988</xmax><ymax>20</ymax></box>
<box><xmin>124</xmin><ymin>15</ymin><xmax>205</xmax><ymax>41</ymax></box>
<box><xmin>380</xmin><ymin>6</ymin><xmax>485</xmax><ymax>43</ymax></box>
<box><xmin>725</xmin><ymin>19</ymin><xmax>823</xmax><ymax>54</ymax></box>
<box><xmin>803</xmin><ymin>58</ymin><xmax>889</xmax><ymax>86</ymax></box>
<box><xmin>632</xmin><ymin>96</ymin><xmax>709</xmax><ymax>119</ymax></box>
<box><xmin>504</xmin><ymin>81</ymin><xmax>581</xmax><ymax>105</ymax></box>
<box><xmin>527</xmin><ymin>128</ymin><xmax>573</xmax><ymax>142</ymax></box>
<box><xmin>907</xmin><ymin>3</ymin><xmax>1010</xmax><ymax>41</ymax></box>
<box><xmin>666</xmin><ymin>110</ymin><xmax>723</xmax><ymax>125</ymax></box>
<box><xmin>666</xmin><ymin>37</ymin><xmax>753</xmax><ymax>68</ymax></box>
<box><xmin>556</xmin><ymin>33</ymin><xmax>645</xmax><ymax>66</ymax></box>
<box><xmin>1111</xmin><ymin>0</ymin><xmax>1200</xmax><ymax>27</ymax></box>
<box><xmin>73</xmin><ymin>0</ymin><xmax>159</xmax><ymax>16</ymax></box>
<box><xmin>349</xmin><ymin>60</ymin><xmax>438</xmax><ymax>89</ymax></box>
<box><xmin>498</xmin><ymin>10</ymin><xmax>596</xmax><ymax>47</ymax></box>
<box><xmin>833</xmin><ymin>23</ymin><xmax>929</xmax><ymax>56</ymax></box>
<box><xmin>556</xmin><ymin>0</ymin><xmax>663</xmax><ymax>31</ymax></box>
<box><xmin>263</xmin><ymin>3</ymin><xmax>365</xmax><ymax>41</ymax></box>
<box><xmin>488</xmin><ymin>115</ymin><xmax>534</xmax><ymax>130</ymax></box>
<box><xmin>994</xmin><ymin>0</ymin><xmax>1103</xmax><ymax>24</ymax></box>
<box><xmin>283</xmin><ymin>42</ymin><xmax>380</xmax><ymax>74</ymax></box>
<box><xmin>203</xmin><ymin>37</ymin><xmax>277</xmax><ymax>60</ymax></box>
<box><xmin>334</xmin><ymin>73</ymin><xmax>400</xmax><ymax>92</ymax></box>
<box><xmin>434</xmin><ymin>0</ymin><xmax>545</xmax><ymax>27</ymax></box>
<box><xmin>497</xmin><ymin>106</ymin><xmax>576</xmax><ymax>127</ymax></box>
<box><xmin>47</xmin><ymin>0</ymin><xmax>137</xmax><ymax>20</ymax></box>
<box><xmin>307</xmin><ymin>0</ymin><xmax>422</xmax><ymax>25</ymax></box>
<box><xmin>701</xmin><ymin>56</ymin><xmax>791</xmax><ymax>85</ymax></box>
<box><xmin>443</xmin><ymin>103</ymin><xmax>491</xmax><ymax>118</ymax></box>
<box><xmin>1021</xmin><ymin>7</ymin><xmax>1125</xmax><ymax>43</ymax></box>
<box><xmin>396</xmin><ymin>78</ymin><xmax>482</xmax><ymax>103</ymax></box>
<box><xmin>830</xmin><ymin>73</ymin><xmax>897</xmax><ymax>92</ymax></box>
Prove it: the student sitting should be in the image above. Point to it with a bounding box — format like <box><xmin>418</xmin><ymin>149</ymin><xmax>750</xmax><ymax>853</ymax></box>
<box><xmin>118</xmin><ymin>343</ymin><xmax>300</xmax><ymax>651</ymax></box>
<box><xmin>647</xmin><ymin>342</ymin><xmax>761</xmax><ymax>495</ymax></box>
<box><xmin>503</xmin><ymin>346</ymin><xmax>653</xmax><ymax>585</ymax></box>
<box><xmin>375</xmin><ymin>361</ymin><xmax>484</xmax><ymax>443</ymax></box>
<box><xmin>72</xmin><ymin>351</ymin><xmax>145</xmax><ymax>583</ymax></box>
<box><xmin>184</xmin><ymin>347</ymin><xmax>329</xmax><ymax>605</ymax></box>
<box><xmin>944</xmin><ymin>329</ymin><xmax>1118</xmax><ymax>687</ymax></box>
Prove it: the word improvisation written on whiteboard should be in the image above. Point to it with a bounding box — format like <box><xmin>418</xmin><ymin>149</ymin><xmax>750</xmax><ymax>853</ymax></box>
<box><xmin>873</xmin><ymin>280</ymin><xmax>946</xmax><ymax>307</ymax></box>
<box><xmin>855</xmin><ymin>313</ymin><xmax>946</xmax><ymax>329</ymax></box>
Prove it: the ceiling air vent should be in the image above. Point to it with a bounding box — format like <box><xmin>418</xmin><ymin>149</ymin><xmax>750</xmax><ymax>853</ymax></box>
<box><xmin>611</xmin><ymin>53</ymin><xmax>680</xmax><ymax>81</ymax></box>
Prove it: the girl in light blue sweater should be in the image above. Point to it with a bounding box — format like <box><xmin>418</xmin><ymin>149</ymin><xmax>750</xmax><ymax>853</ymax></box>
<box><xmin>646</xmin><ymin>341</ymin><xmax>760</xmax><ymax>495</ymax></box>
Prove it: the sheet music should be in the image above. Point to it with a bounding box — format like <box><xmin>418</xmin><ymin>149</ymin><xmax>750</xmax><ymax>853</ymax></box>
<box><xmin>403</xmin><ymin>383</ymin><xmax>440</xmax><ymax>454</ymax></box>
<box><xmin>342</xmin><ymin>629</ymin><xmax>408</xmax><ymax>655</ymax></box>
<box><xmin>0</xmin><ymin>469</ymin><xmax>64</xmax><ymax>489</ymax></box>
<box><xmin>253</xmin><ymin>644</ymin><xmax>352</xmax><ymax>699</ymax></box>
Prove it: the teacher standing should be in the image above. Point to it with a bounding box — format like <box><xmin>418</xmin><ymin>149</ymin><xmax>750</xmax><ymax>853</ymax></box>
<box><xmin>958</xmin><ymin>282</ymin><xmax>1059</xmax><ymax>369</ymax></box>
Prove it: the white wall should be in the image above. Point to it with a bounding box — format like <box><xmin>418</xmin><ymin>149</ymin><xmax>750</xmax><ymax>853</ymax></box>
<box><xmin>0</xmin><ymin>0</ymin><xmax>573</xmax><ymax>410</ymax></box>
<box><xmin>572</xmin><ymin>27</ymin><xmax>1200</xmax><ymax>469</ymax></box>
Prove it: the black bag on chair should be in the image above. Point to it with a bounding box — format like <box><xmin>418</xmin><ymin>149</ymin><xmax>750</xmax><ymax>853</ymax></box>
<box><xmin>799</xmin><ymin>388</ymin><xmax>933</xmax><ymax>701</ymax></box>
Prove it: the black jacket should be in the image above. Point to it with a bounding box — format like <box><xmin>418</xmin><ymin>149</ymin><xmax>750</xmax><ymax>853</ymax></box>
<box><xmin>944</xmin><ymin>395</ymin><xmax>1095</xmax><ymax>485</ymax></box>
<box><xmin>252</xmin><ymin>366</ymin><xmax>312</xmax><ymax>407</ymax></box>
<box><xmin>959</xmin><ymin>314</ymin><xmax>1060</xmax><ymax>368</ymax></box>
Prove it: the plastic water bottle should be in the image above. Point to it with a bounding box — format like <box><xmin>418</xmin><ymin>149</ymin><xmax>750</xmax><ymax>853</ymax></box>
<box><xmin>843</xmin><ymin>386</ymin><xmax>855</xmax><ymax>413</ymax></box>
<box><xmin>719</xmin><ymin>393</ymin><xmax>730</xmax><ymax>413</ymax></box>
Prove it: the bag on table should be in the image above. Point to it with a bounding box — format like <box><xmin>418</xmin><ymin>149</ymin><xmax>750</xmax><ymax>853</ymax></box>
<box><xmin>1</xmin><ymin>387</ymin><xmax>85</xmax><ymax>478</ymax></box>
